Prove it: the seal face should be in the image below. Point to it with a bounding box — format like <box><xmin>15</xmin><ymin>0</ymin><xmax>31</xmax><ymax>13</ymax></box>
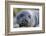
<box><xmin>16</xmin><ymin>11</ymin><xmax>31</xmax><ymax>27</ymax></box>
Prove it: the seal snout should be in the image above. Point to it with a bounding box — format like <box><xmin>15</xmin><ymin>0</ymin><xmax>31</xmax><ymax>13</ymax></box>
<box><xmin>19</xmin><ymin>19</ymin><xmax>28</xmax><ymax>27</ymax></box>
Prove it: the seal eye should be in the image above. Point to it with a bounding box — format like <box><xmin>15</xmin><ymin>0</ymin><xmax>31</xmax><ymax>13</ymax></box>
<box><xmin>20</xmin><ymin>14</ymin><xmax>24</xmax><ymax>17</ymax></box>
<box><xmin>28</xmin><ymin>15</ymin><xmax>31</xmax><ymax>18</ymax></box>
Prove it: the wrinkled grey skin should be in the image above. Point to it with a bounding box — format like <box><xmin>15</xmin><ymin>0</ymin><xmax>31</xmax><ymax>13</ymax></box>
<box><xmin>13</xmin><ymin>10</ymin><xmax>39</xmax><ymax>28</ymax></box>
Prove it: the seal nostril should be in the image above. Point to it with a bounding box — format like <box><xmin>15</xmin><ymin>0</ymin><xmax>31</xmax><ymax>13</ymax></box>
<box><xmin>25</xmin><ymin>19</ymin><xmax>28</xmax><ymax>23</ymax></box>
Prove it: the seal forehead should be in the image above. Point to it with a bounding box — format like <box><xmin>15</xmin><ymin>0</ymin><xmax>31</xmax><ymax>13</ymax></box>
<box><xmin>20</xmin><ymin>11</ymin><xmax>30</xmax><ymax>15</ymax></box>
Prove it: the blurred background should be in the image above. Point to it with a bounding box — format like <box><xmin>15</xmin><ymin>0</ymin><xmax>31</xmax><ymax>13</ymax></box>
<box><xmin>13</xmin><ymin>8</ymin><xmax>39</xmax><ymax>17</ymax></box>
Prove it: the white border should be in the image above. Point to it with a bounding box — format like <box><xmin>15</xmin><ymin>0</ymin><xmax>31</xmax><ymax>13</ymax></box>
<box><xmin>10</xmin><ymin>5</ymin><xmax>42</xmax><ymax>32</ymax></box>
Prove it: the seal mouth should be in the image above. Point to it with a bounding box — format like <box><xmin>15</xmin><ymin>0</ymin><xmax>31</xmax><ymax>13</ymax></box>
<box><xmin>19</xmin><ymin>19</ymin><xmax>28</xmax><ymax>27</ymax></box>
